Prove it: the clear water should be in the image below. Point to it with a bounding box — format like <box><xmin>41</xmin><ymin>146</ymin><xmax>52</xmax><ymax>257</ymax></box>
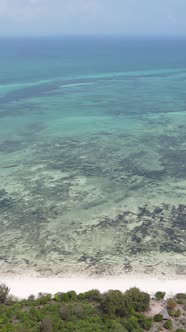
<box><xmin>0</xmin><ymin>37</ymin><xmax>185</xmax><ymax>277</ymax></box>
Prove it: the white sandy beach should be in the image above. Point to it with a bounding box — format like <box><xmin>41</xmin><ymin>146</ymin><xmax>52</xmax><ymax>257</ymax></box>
<box><xmin>0</xmin><ymin>276</ymin><xmax>185</xmax><ymax>299</ymax></box>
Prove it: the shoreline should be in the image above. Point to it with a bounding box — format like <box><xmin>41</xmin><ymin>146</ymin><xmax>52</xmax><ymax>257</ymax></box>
<box><xmin>0</xmin><ymin>275</ymin><xmax>185</xmax><ymax>299</ymax></box>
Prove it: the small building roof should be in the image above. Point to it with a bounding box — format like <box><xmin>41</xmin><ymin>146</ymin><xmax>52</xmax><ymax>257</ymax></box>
<box><xmin>160</xmin><ymin>308</ymin><xmax>170</xmax><ymax>320</ymax></box>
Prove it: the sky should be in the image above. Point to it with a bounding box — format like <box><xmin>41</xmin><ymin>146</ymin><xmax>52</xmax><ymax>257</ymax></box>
<box><xmin>0</xmin><ymin>0</ymin><xmax>186</xmax><ymax>36</ymax></box>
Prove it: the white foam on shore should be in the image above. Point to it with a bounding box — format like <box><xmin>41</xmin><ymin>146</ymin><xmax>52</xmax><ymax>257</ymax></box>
<box><xmin>0</xmin><ymin>276</ymin><xmax>185</xmax><ymax>299</ymax></box>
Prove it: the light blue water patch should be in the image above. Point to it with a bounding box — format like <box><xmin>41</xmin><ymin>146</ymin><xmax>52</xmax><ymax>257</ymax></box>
<box><xmin>60</xmin><ymin>82</ymin><xmax>96</xmax><ymax>88</ymax></box>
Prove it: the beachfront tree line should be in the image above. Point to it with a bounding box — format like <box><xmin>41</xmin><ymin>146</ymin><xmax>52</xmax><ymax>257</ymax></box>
<box><xmin>0</xmin><ymin>283</ymin><xmax>185</xmax><ymax>332</ymax></box>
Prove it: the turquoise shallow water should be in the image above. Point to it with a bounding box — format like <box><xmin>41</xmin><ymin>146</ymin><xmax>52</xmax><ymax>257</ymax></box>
<box><xmin>0</xmin><ymin>37</ymin><xmax>185</xmax><ymax>277</ymax></box>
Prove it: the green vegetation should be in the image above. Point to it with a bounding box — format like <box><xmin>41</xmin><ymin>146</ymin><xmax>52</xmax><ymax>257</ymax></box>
<box><xmin>175</xmin><ymin>294</ymin><xmax>186</xmax><ymax>305</ymax></box>
<box><xmin>167</xmin><ymin>299</ymin><xmax>177</xmax><ymax>310</ymax></box>
<box><xmin>154</xmin><ymin>314</ymin><xmax>163</xmax><ymax>322</ymax></box>
<box><xmin>155</xmin><ymin>291</ymin><xmax>166</xmax><ymax>300</ymax></box>
<box><xmin>164</xmin><ymin>320</ymin><xmax>173</xmax><ymax>330</ymax></box>
<box><xmin>0</xmin><ymin>284</ymin><xmax>185</xmax><ymax>332</ymax></box>
<box><xmin>0</xmin><ymin>285</ymin><xmax>151</xmax><ymax>332</ymax></box>
<box><xmin>168</xmin><ymin>309</ymin><xmax>181</xmax><ymax>318</ymax></box>
<box><xmin>0</xmin><ymin>284</ymin><xmax>10</xmax><ymax>304</ymax></box>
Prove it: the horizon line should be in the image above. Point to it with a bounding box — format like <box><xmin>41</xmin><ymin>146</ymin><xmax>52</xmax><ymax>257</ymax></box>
<box><xmin>0</xmin><ymin>33</ymin><xmax>186</xmax><ymax>39</ymax></box>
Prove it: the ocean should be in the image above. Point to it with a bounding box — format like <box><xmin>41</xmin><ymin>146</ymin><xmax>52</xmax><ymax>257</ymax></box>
<box><xmin>0</xmin><ymin>36</ymin><xmax>185</xmax><ymax>277</ymax></box>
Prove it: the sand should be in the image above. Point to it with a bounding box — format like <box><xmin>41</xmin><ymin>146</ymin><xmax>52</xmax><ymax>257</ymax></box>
<box><xmin>0</xmin><ymin>275</ymin><xmax>185</xmax><ymax>299</ymax></box>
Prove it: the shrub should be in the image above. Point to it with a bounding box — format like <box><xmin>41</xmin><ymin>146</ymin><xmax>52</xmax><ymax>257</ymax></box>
<box><xmin>144</xmin><ymin>318</ymin><xmax>153</xmax><ymax>330</ymax></box>
<box><xmin>60</xmin><ymin>302</ymin><xmax>97</xmax><ymax>321</ymax></box>
<box><xmin>154</xmin><ymin>314</ymin><xmax>163</xmax><ymax>322</ymax></box>
<box><xmin>136</xmin><ymin>313</ymin><xmax>153</xmax><ymax>330</ymax></box>
<box><xmin>0</xmin><ymin>283</ymin><xmax>10</xmax><ymax>304</ymax></box>
<box><xmin>78</xmin><ymin>289</ymin><xmax>101</xmax><ymax>302</ymax></box>
<box><xmin>125</xmin><ymin>288</ymin><xmax>150</xmax><ymax>312</ymax></box>
<box><xmin>65</xmin><ymin>291</ymin><xmax>77</xmax><ymax>301</ymax></box>
<box><xmin>173</xmin><ymin>309</ymin><xmax>181</xmax><ymax>317</ymax></box>
<box><xmin>155</xmin><ymin>291</ymin><xmax>166</xmax><ymax>300</ymax></box>
<box><xmin>122</xmin><ymin>316</ymin><xmax>143</xmax><ymax>332</ymax></box>
<box><xmin>28</xmin><ymin>294</ymin><xmax>35</xmax><ymax>301</ymax></box>
<box><xmin>60</xmin><ymin>304</ymin><xmax>72</xmax><ymax>321</ymax></box>
<box><xmin>53</xmin><ymin>291</ymin><xmax>77</xmax><ymax>302</ymax></box>
<box><xmin>163</xmin><ymin>320</ymin><xmax>173</xmax><ymax>330</ymax></box>
<box><xmin>175</xmin><ymin>329</ymin><xmax>186</xmax><ymax>332</ymax></box>
<box><xmin>37</xmin><ymin>294</ymin><xmax>52</xmax><ymax>305</ymax></box>
<box><xmin>175</xmin><ymin>293</ymin><xmax>186</xmax><ymax>305</ymax></box>
<box><xmin>5</xmin><ymin>294</ymin><xmax>18</xmax><ymax>305</ymax></box>
<box><xmin>40</xmin><ymin>318</ymin><xmax>53</xmax><ymax>332</ymax></box>
<box><xmin>175</xmin><ymin>293</ymin><xmax>186</xmax><ymax>300</ymax></box>
<box><xmin>167</xmin><ymin>299</ymin><xmax>177</xmax><ymax>310</ymax></box>
<box><xmin>53</xmin><ymin>293</ymin><xmax>61</xmax><ymax>302</ymax></box>
<box><xmin>65</xmin><ymin>303</ymin><xmax>84</xmax><ymax>319</ymax></box>
<box><xmin>101</xmin><ymin>290</ymin><xmax>131</xmax><ymax>318</ymax></box>
<box><xmin>108</xmin><ymin>320</ymin><xmax>128</xmax><ymax>332</ymax></box>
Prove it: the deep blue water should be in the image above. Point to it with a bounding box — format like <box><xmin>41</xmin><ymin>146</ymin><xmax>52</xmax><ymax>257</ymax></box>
<box><xmin>1</xmin><ymin>37</ymin><xmax>186</xmax><ymax>83</ymax></box>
